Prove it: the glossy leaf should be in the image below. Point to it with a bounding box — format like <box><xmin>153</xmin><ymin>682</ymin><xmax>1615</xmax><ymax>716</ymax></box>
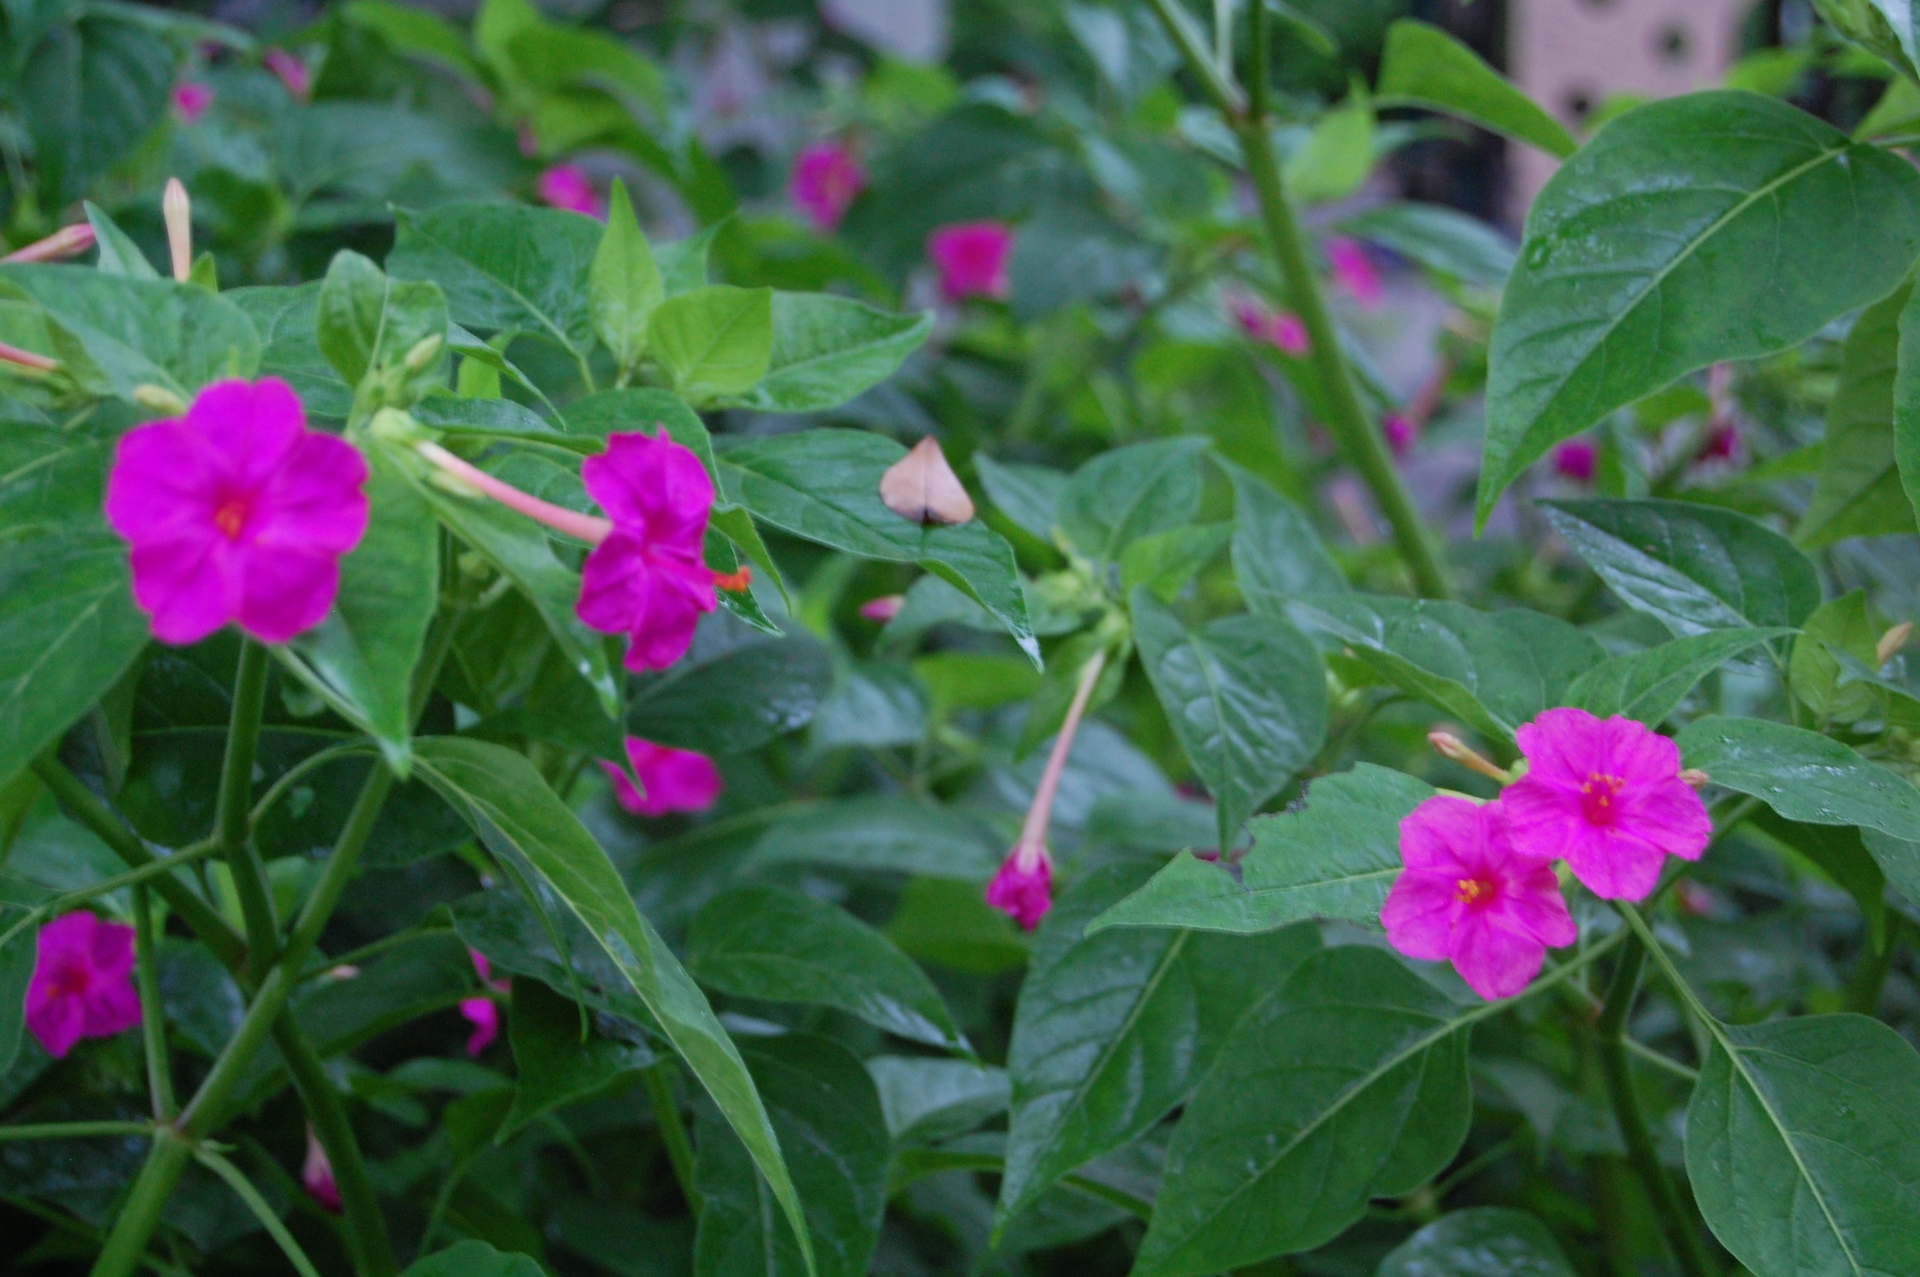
<box><xmin>389</xmin><ymin>203</ymin><xmax>601</xmax><ymax>355</ymax></box>
<box><xmin>975</xmin><ymin>454</ymin><xmax>1069</xmax><ymax>544</ymax></box>
<box><xmin>1132</xmin><ymin>946</ymin><xmax>1474</xmax><ymax>1277</ymax></box>
<box><xmin>649</xmin><ymin>285</ymin><xmax>774</xmax><ymax>400</ymax></box>
<box><xmin>1378</xmin><ymin>1208</ymin><xmax>1579</xmax><ymax>1277</ymax></box>
<box><xmin>1091</xmin><ymin>764</ymin><xmax>1433</xmax><ymax>934</ymax></box>
<box><xmin>228</xmin><ymin>283</ymin><xmax>354</xmax><ymax>420</ymax></box>
<box><xmin>1132</xmin><ymin>589</ymin><xmax>1328</xmax><ymax>851</ymax></box>
<box><xmin>1335</xmin><ymin>202</ymin><xmax>1517</xmax><ymax>287</ymax></box>
<box><xmin>1480</xmin><ymin>92</ymin><xmax>1920</xmax><ymax>521</ymax></box>
<box><xmin>1750</xmin><ymin>808</ymin><xmax>1889</xmax><ymax>949</ymax></box>
<box><xmin>720</xmin><ymin>293</ymin><xmax>932</xmax><ymax>413</ymax></box>
<box><xmin>718</xmin><ymin>430</ymin><xmax>1036</xmax><ymax>662</ymax></box>
<box><xmin>1677</xmin><ymin>715</ymin><xmax>1920</xmax><ymax>841</ymax></box>
<box><xmin>744</xmin><ymin>797</ymin><xmax>1003</xmax><ymax>881</ymax></box>
<box><xmin>1687</xmin><ymin>1013</ymin><xmax>1920</xmax><ymax>1277</ymax></box>
<box><xmin>998</xmin><ymin>863</ymin><xmax>1321</xmax><ymax>1229</ymax></box>
<box><xmin>867</xmin><ymin>1057</ymin><xmax>1009</xmax><ymax>1144</ymax></box>
<box><xmin>589</xmin><ymin>178</ymin><xmax>664</xmax><ymax>373</ymax></box>
<box><xmin>1376</xmin><ymin>20</ymin><xmax>1575</xmax><ymax>158</ymax></box>
<box><xmin>1290</xmin><ymin>595</ymin><xmax>1602</xmax><ymax>745</ymax></box>
<box><xmin>1057</xmin><ymin>437</ymin><xmax>1208</xmax><ymax>563</ymax></box>
<box><xmin>411</xmin><ymin>736</ymin><xmax>814</xmax><ymax>1275</ymax></box>
<box><xmin>1225</xmin><ymin>461</ymin><xmax>1346</xmax><ymax>612</ymax></box>
<box><xmin>500</xmin><ymin>975</ymin><xmax>654</xmax><ymax>1141</ymax></box>
<box><xmin>627</xmin><ymin>617</ymin><xmax>831</xmax><ymax>754</ymax></box>
<box><xmin>401</xmin><ymin>1241</ymin><xmax>545</xmax><ymax>1277</ymax></box>
<box><xmin>1541</xmin><ymin>499</ymin><xmax>1820</xmax><ymax>635</ymax></box>
<box><xmin>1564</xmin><ymin>628</ymin><xmax>1792</xmax><ymax>725</ymax></box>
<box><xmin>687</xmin><ymin>886</ymin><xmax>967</xmax><ymax>1052</ymax></box>
<box><xmin>1789</xmin><ymin>591</ymin><xmax>1882</xmax><ymax>722</ymax></box>
<box><xmin>1799</xmin><ymin>280</ymin><xmax>1916</xmax><ymax>547</ymax></box>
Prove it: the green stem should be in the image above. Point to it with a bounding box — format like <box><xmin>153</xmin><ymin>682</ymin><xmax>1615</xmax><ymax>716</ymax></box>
<box><xmin>193</xmin><ymin>1147</ymin><xmax>325</xmax><ymax>1277</ymax></box>
<box><xmin>1846</xmin><ymin>913</ymin><xmax>1904</xmax><ymax>1015</ymax></box>
<box><xmin>250</xmin><ymin>743</ymin><xmax>377</xmax><ymax>828</ymax></box>
<box><xmin>276</xmin><ymin>1018</ymin><xmax>398</xmax><ymax>1277</ymax></box>
<box><xmin>88</xmin><ymin>1129</ymin><xmax>194</xmax><ymax>1277</ymax></box>
<box><xmin>133</xmin><ymin>886</ymin><xmax>175</xmax><ymax>1121</ymax></box>
<box><xmin>218</xmin><ymin>640</ymin><xmax>280</xmax><ymax>972</ymax></box>
<box><xmin>31</xmin><ymin>757</ymin><xmax>246</xmax><ymax>973</ymax></box>
<box><xmin>1145</xmin><ymin>0</ymin><xmax>1242</xmax><ymax>114</ymax></box>
<box><xmin>643</xmin><ymin>1061</ymin><xmax>703</xmax><ymax>1215</ymax></box>
<box><xmin>0</xmin><ymin>840</ymin><xmax>224</xmax><ymax>954</ymax></box>
<box><xmin>0</xmin><ymin>1121</ymin><xmax>154</xmax><ymax>1141</ymax></box>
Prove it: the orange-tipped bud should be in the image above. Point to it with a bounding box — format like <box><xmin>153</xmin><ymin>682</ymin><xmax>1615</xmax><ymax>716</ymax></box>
<box><xmin>3</xmin><ymin>222</ymin><xmax>96</xmax><ymax>264</ymax></box>
<box><xmin>1428</xmin><ymin>730</ymin><xmax>1511</xmax><ymax>783</ymax></box>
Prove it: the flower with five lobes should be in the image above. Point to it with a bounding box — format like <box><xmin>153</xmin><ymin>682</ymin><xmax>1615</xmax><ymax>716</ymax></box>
<box><xmin>25</xmin><ymin>912</ymin><xmax>142</xmax><ymax>1059</ymax></box>
<box><xmin>1382</xmin><ymin>795</ymin><xmax>1578</xmax><ymax>1000</ymax></box>
<box><xmin>928</xmin><ymin>221</ymin><xmax>1015</xmax><ymax>301</ymax></box>
<box><xmin>603</xmin><ymin>737</ymin><xmax>724</xmax><ymax>817</ymax></box>
<box><xmin>106</xmin><ymin>378</ymin><xmax>370</xmax><ymax>645</ymax></box>
<box><xmin>1503</xmin><ymin>707</ymin><xmax>1712</xmax><ymax>902</ymax></box>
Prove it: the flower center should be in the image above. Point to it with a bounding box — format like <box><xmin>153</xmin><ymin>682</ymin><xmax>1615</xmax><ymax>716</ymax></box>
<box><xmin>1580</xmin><ymin>772</ymin><xmax>1627</xmax><ymax>826</ymax></box>
<box><xmin>212</xmin><ymin>492</ymin><xmax>253</xmax><ymax>541</ymax></box>
<box><xmin>1455</xmin><ymin>877</ymin><xmax>1497</xmax><ymax>908</ymax></box>
<box><xmin>46</xmin><ymin>959</ymin><xmax>92</xmax><ymax>1000</ymax></box>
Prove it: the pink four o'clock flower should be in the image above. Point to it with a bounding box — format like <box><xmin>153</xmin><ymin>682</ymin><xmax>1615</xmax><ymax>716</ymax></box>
<box><xmin>859</xmin><ymin>594</ymin><xmax>905</xmax><ymax>623</ymax></box>
<box><xmin>536</xmin><ymin>164</ymin><xmax>606</xmax><ymax>219</ymax></box>
<box><xmin>459</xmin><ymin>950</ymin><xmax>511</xmax><ymax>1056</ymax></box>
<box><xmin>1698</xmin><ymin>421</ymin><xmax>1740</xmax><ymax>463</ymax></box>
<box><xmin>1382</xmin><ymin>795</ymin><xmax>1577</xmax><ymax>1000</ymax></box>
<box><xmin>987</xmin><ymin>834</ymin><xmax>1054</xmax><ymax>932</ymax></box>
<box><xmin>791</xmin><ymin>141</ymin><xmax>865</xmax><ymax>233</ymax></box>
<box><xmin>1229</xmin><ymin>297</ymin><xmax>1311</xmax><ymax>357</ymax></box>
<box><xmin>1552</xmin><ymin>439</ymin><xmax>1597</xmax><ymax>483</ymax></box>
<box><xmin>1503</xmin><ymin>707</ymin><xmax>1712</xmax><ymax>902</ymax></box>
<box><xmin>105</xmin><ymin>378</ymin><xmax>370</xmax><ymax>646</ymax></box>
<box><xmin>25</xmin><ymin>912</ymin><xmax>141</xmax><ymax>1059</ymax></box>
<box><xmin>1383</xmin><ymin>413</ymin><xmax>1415</xmax><ymax>458</ymax></box>
<box><xmin>264</xmin><ymin>48</ymin><xmax>312</xmax><ymax>101</ymax></box>
<box><xmin>303</xmin><ymin>1127</ymin><xmax>342</xmax><ymax>1213</ymax></box>
<box><xmin>601</xmin><ymin>737</ymin><xmax>724</xmax><ymax>817</ymax></box>
<box><xmin>577</xmin><ymin>429</ymin><xmax>718</xmax><ymax>672</ymax></box>
<box><xmin>1326</xmin><ymin>237</ymin><xmax>1383</xmax><ymax>308</ymax></box>
<box><xmin>928</xmin><ymin>221</ymin><xmax>1014</xmax><ymax>301</ymax></box>
<box><xmin>173</xmin><ymin>82</ymin><xmax>213</xmax><ymax>123</ymax></box>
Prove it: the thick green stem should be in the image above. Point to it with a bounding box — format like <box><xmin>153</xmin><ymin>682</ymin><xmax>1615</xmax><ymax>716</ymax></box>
<box><xmin>643</xmin><ymin>1061</ymin><xmax>704</xmax><ymax>1215</ymax></box>
<box><xmin>0</xmin><ymin>1121</ymin><xmax>154</xmax><ymax>1141</ymax></box>
<box><xmin>132</xmin><ymin>886</ymin><xmax>175</xmax><ymax>1121</ymax></box>
<box><xmin>1846</xmin><ymin>913</ymin><xmax>1904</xmax><ymax>1015</ymax></box>
<box><xmin>276</xmin><ymin>1018</ymin><xmax>398</xmax><ymax>1276</ymax></box>
<box><xmin>89</xmin><ymin>1129</ymin><xmax>193</xmax><ymax>1277</ymax></box>
<box><xmin>218</xmin><ymin>640</ymin><xmax>281</xmax><ymax>971</ymax></box>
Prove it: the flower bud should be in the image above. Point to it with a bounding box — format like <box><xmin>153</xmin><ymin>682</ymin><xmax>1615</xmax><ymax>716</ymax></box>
<box><xmin>132</xmin><ymin>384</ymin><xmax>189</xmax><ymax>416</ymax></box>
<box><xmin>162</xmin><ymin>178</ymin><xmax>192</xmax><ymax>283</ymax></box>
<box><xmin>402</xmin><ymin>333</ymin><xmax>444</xmax><ymax>373</ymax></box>
<box><xmin>3</xmin><ymin>222</ymin><xmax>97</xmax><ymax>264</ymax></box>
<box><xmin>368</xmin><ymin>407</ymin><xmax>423</xmax><ymax>444</ymax></box>
<box><xmin>1427</xmin><ymin>730</ymin><xmax>1512</xmax><ymax>783</ymax></box>
<box><xmin>1878</xmin><ymin>622</ymin><xmax>1912</xmax><ymax>668</ymax></box>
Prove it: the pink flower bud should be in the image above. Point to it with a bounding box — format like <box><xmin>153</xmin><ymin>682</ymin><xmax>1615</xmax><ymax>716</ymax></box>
<box><xmin>303</xmin><ymin>1128</ymin><xmax>341</xmax><ymax>1213</ymax></box>
<box><xmin>25</xmin><ymin>912</ymin><xmax>141</xmax><ymax>1059</ymax></box>
<box><xmin>600</xmin><ymin>737</ymin><xmax>723</xmax><ymax>817</ymax></box>
<box><xmin>1551</xmin><ymin>439</ymin><xmax>1597</xmax><ymax>484</ymax></box>
<box><xmin>536</xmin><ymin>164</ymin><xmax>605</xmax><ymax>219</ymax></box>
<box><xmin>1326</xmin><ymin>236</ymin><xmax>1383</xmax><ymax>309</ymax></box>
<box><xmin>859</xmin><ymin>594</ymin><xmax>904</xmax><ymax>623</ymax></box>
<box><xmin>173</xmin><ymin>82</ymin><xmax>213</xmax><ymax>123</ymax></box>
<box><xmin>1697</xmin><ymin>422</ymin><xmax>1740</xmax><ymax>463</ymax></box>
<box><xmin>264</xmin><ymin>48</ymin><xmax>311</xmax><ymax>101</ymax></box>
<box><xmin>791</xmin><ymin>141</ymin><xmax>865</xmax><ymax>233</ymax></box>
<box><xmin>1383</xmin><ymin>414</ymin><xmax>1415</xmax><ymax>458</ymax></box>
<box><xmin>986</xmin><ymin>837</ymin><xmax>1053</xmax><ymax>932</ymax></box>
<box><xmin>928</xmin><ymin>221</ymin><xmax>1014</xmax><ymax>301</ymax></box>
<box><xmin>3</xmin><ymin>222</ymin><xmax>96</xmax><ymax>264</ymax></box>
<box><xmin>1270</xmin><ymin>313</ymin><xmax>1310</xmax><ymax>356</ymax></box>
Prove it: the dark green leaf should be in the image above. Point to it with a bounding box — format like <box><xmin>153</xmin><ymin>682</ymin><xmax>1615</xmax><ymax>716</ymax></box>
<box><xmin>0</xmin><ymin>882</ymin><xmax>45</xmax><ymax>1075</ymax></box>
<box><xmin>1225</xmin><ymin>461</ymin><xmax>1345</xmax><ymax>612</ymax></box>
<box><xmin>1687</xmin><ymin>1013</ymin><xmax>1920</xmax><ymax>1277</ymax></box>
<box><xmin>1677</xmin><ymin>715</ymin><xmax>1920</xmax><ymax>841</ymax></box>
<box><xmin>1119</xmin><ymin>524</ymin><xmax>1231</xmax><ymax>604</ymax></box>
<box><xmin>1799</xmin><ymin>280</ymin><xmax>1916</xmax><ymax>547</ymax></box>
<box><xmin>719</xmin><ymin>293</ymin><xmax>932</xmax><ymax>413</ymax></box>
<box><xmin>19</xmin><ymin>15</ymin><xmax>173</xmax><ymax>207</ymax></box>
<box><xmin>1891</xmin><ymin>268</ymin><xmax>1920</xmax><ymax>529</ymax></box>
<box><xmin>627</xmin><ymin>618</ymin><xmax>831</xmax><ymax>754</ymax></box>
<box><xmin>1377</xmin><ymin>1208</ymin><xmax>1579</xmax><ymax>1277</ymax></box>
<box><xmin>401</xmin><ymin>1240</ymin><xmax>545</xmax><ymax>1277</ymax></box>
<box><xmin>1541</xmin><ymin>499</ymin><xmax>1820</xmax><ymax>635</ymax></box>
<box><xmin>1377</xmin><ymin>20</ymin><xmax>1575</xmax><ymax>158</ymax></box>
<box><xmin>1480</xmin><ymin>92</ymin><xmax>1920</xmax><ymax>522</ymax></box>
<box><xmin>745</xmin><ymin>797</ymin><xmax>1004</xmax><ymax>881</ymax></box>
<box><xmin>1788</xmin><ymin>591</ymin><xmax>1883</xmax><ymax>721</ymax></box>
<box><xmin>867</xmin><ymin>1056</ymin><xmax>1009</xmax><ymax>1144</ymax></box>
<box><xmin>227</xmin><ymin>283</ymin><xmax>354</xmax><ymax>420</ymax></box>
<box><xmin>687</xmin><ymin>886</ymin><xmax>967</xmax><ymax>1052</ymax></box>
<box><xmin>83</xmin><ymin>202</ymin><xmax>159</xmax><ymax>279</ymax></box>
<box><xmin>500</xmin><ymin>976</ymin><xmax>653</xmax><ymax>1141</ymax></box>
<box><xmin>1132</xmin><ymin>946</ymin><xmax>1473</xmax><ymax>1277</ymax></box>
<box><xmin>1057</xmin><ymin>437</ymin><xmax>1208</xmax><ymax>563</ymax></box>
<box><xmin>1090</xmin><ymin>764</ymin><xmax>1433</xmax><ymax>934</ymax></box>
<box><xmin>389</xmin><ymin>203</ymin><xmax>601</xmax><ymax>355</ymax></box>
<box><xmin>1564</xmin><ymin>628</ymin><xmax>1793</xmax><ymax>724</ymax></box>
<box><xmin>1132</xmin><ymin>590</ymin><xmax>1328</xmax><ymax>850</ymax></box>
<box><xmin>1749</xmin><ymin>808</ymin><xmax>1888</xmax><ymax>949</ymax></box>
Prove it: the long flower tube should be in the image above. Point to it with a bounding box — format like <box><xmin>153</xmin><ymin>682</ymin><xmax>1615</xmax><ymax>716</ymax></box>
<box><xmin>3</xmin><ymin>222</ymin><xmax>96</xmax><ymax>263</ymax></box>
<box><xmin>415</xmin><ymin>440</ymin><xmax>613</xmax><ymax>544</ymax></box>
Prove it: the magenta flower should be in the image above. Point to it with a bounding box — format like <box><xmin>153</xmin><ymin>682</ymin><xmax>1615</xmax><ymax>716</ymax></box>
<box><xmin>264</xmin><ymin>48</ymin><xmax>311</xmax><ymax>101</ymax></box>
<box><xmin>1229</xmin><ymin>297</ymin><xmax>1311</xmax><ymax>356</ymax></box>
<box><xmin>24</xmin><ymin>912</ymin><xmax>141</xmax><ymax>1059</ymax></box>
<box><xmin>987</xmin><ymin>835</ymin><xmax>1053</xmax><ymax>932</ymax></box>
<box><xmin>576</xmin><ymin>429</ymin><xmax>717</xmax><ymax>671</ymax></box>
<box><xmin>859</xmin><ymin>594</ymin><xmax>904</xmax><ymax>623</ymax></box>
<box><xmin>173</xmin><ymin>82</ymin><xmax>213</xmax><ymax>123</ymax></box>
<box><xmin>928</xmin><ymin>221</ymin><xmax>1014</xmax><ymax>301</ymax></box>
<box><xmin>1270</xmin><ymin>312</ymin><xmax>1310</xmax><ymax>356</ymax></box>
<box><xmin>1326</xmin><ymin>236</ymin><xmax>1383</xmax><ymax>308</ymax></box>
<box><xmin>1698</xmin><ymin>422</ymin><xmax>1740</xmax><ymax>463</ymax></box>
<box><xmin>459</xmin><ymin>950</ymin><xmax>509</xmax><ymax>1056</ymax></box>
<box><xmin>1383</xmin><ymin>413</ymin><xmax>1415</xmax><ymax>458</ymax></box>
<box><xmin>303</xmin><ymin>1127</ymin><xmax>341</xmax><ymax>1213</ymax></box>
<box><xmin>105</xmin><ymin>378</ymin><xmax>369</xmax><ymax>646</ymax></box>
<box><xmin>536</xmin><ymin>164</ymin><xmax>605</xmax><ymax>218</ymax></box>
<box><xmin>1504</xmin><ymin>708</ymin><xmax>1712</xmax><ymax>902</ymax></box>
<box><xmin>600</xmin><ymin>737</ymin><xmax>724</xmax><ymax>817</ymax></box>
<box><xmin>791</xmin><ymin>141</ymin><xmax>865</xmax><ymax>233</ymax></box>
<box><xmin>1382</xmin><ymin>796</ymin><xmax>1576</xmax><ymax>1000</ymax></box>
<box><xmin>1552</xmin><ymin>439</ymin><xmax>1597</xmax><ymax>483</ymax></box>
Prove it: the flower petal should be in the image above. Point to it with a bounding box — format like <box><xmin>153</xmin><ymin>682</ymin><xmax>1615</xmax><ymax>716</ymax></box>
<box><xmin>1449</xmin><ymin>914</ymin><xmax>1547</xmax><ymax>1000</ymax></box>
<box><xmin>1381</xmin><ymin>870</ymin><xmax>1460</xmax><ymax>962</ymax></box>
<box><xmin>235</xmin><ymin>546</ymin><xmax>340</xmax><ymax>644</ymax></box>
<box><xmin>129</xmin><ymin>536</ymin><xmax>234</xmax><ymax>644</ymax></box>
<box><xmin>1564</xmin><ymin>827</ymin><xmax>1667</xmax><ymax>902</ymax></box>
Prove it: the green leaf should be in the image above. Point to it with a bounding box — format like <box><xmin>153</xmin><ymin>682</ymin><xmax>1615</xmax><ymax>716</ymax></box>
<box><xmin>1378</xmin><ymin>1208</ymin><xmax>1579</xmax><ymax>1277</ymax></box>
<box><xmin>974</xmin><ymin>455</ymin><xmax>1068</xmax><ymax>544</ymax></box>
<box><xmin>687</xmin><ymin>886</ymin><xmax>967</xmax><ymax>1053</ymax></box>
<box><xmin>0</xmin><ymin>264</ymin><xmax>260</xmax><ymax>398</ymax></box>
<box><xmin>1334</xmin><ymin>202</ymin><xmax>1516</xmax><ymax>287</ymax></box>
<box><xmin>694</xmin><ymin>1034</ymin><xmax>887</xmax><ymax>1277</ymax></box>
<box><xmin>400</xmin><ymin>1240</ymin><xmax>545</xmax><ymax>1277</ymax></box>
<box><xmin>1677</xmin><ymin>715</ymin><xmax>1920</xmax><ymax>841</ymax></box>
<box><xmin>1290</xmin><ymin>595</ymin><xmax>1603</xmax><ymax>745</ymax></box>
<box><xmin>279</xmin><ymin>453</ymin><xmax>437</xmax><ymax>772</ymax></box>
<box><xmin>1687</xmin><ymin>1013</ymin><xmax>1920</xmax><ymax>1277</ymax></box>
<box><xmin>315</xmin><ymin>249</ymin><xmax>449</xmax><ymax>397</ymax></box>
<box><xmin>1224</xmin><ymin>461</ymin><xmax>1345</xmax><ymax>612</ymax></box>
<box><xmin>868</xmin><ymin>1056</ymin><xmax>1008</xmax><ymax>1144</ymax></box>
<box><xmin>1131</xmin><ymin>946</ymin><xmax>1474</xmax><ymax>1277</ymax></box>
<box><xmin>340</xmin><ymin>0</ymin><xmax>481</xmax><ymax>78</ymax></box>
<box><xmin>1090</xmin><ymin>764</ymin><xmax>1433</xmax><ymax>934</ymax></box>
<box><xmin>1281</xmin><ymin>96</ymin><xmax>1374</xmax><ymax>206</ymax></box>
<box><xmin>1132</xmin><ymin>589</ymin><xmax>1328</xmax><ymax>851</ymax></box>
<box><xmin>1789</xmin><ymin>591</ymin><xmax>1883</xmax><ymax>721</ymax></box>
<box><xmin>627</xmin><ymin>621</ymin><xmax>832</xmax><ymax>755</ymax></box>
<box><xmin>0</xmin><ymin>884</ymin><xmax>44</xmax><ymax>1075</ymax></box>
<box><xmin>589</xmin><ymin>179</ymin><xmax>664</xmax><ymax>374</ymax></box>
<box><xmin>1799</xmin><ymin>280</ymin><xmax>1917</xmax><ymax>547</ymax></box>
<box><xmin>1376</xmin><ymin>19</ymin><xmax>1576</xmax><ymax>158</ymax></box>
<box><xmin>500</xmin><ymin>976</ymin><xmax>654</xmax><ymax>1141</ymax></box>
<box><xmin>411</xmin><ymin>737</ymin><xmax>814</xmax><ymax>1275</ymax></box>
<box><xmin>1892</xmin><ymin>261</ymin><xmax>1920</xmax><ymax>527</ymax></box>
<box><xmin>886</xmin><ymin>876</ymin><xmax>1030</xmax><ymax>977</ymax></box>
<box><xmin>1119</xmin><ymin>524</ymin><xmax>1231</xmax><ymax>604</ymax></box>
<box><xmin>82</xmin><ymin>202</ymin><xmax>159</xmax><ymax>279</ymax></box>
<box><xmin>744</xmin><ymin>797</ymin><xmax>1004</xmax><ymax>881</ymax></box>
<box><xmin>1565</xmin><ymin>628</ymin><xmax>1793</xmax><ymax>724</ymax></box>
<box><xmin>1479</xmin><ymin>91</ymin><xmax>1920</xmax><ymax>523</ymax></box>
<box><xmin>1057</xmin><ymin>437</ymin><xmax>1208</xmax><ymax>563</ymax></box>
<box><xmin>720</xmin><ymin>293</ymin><xmax>932</xmax><ymax>413</ymax></box>
<box><xmin>19</xmin><ymin>14</ymin><xmax>174</xmax><ymax>208</ymax></box>
<box><xmin>1541</xmin><ymin>499</ymin><xmax>1820</xmax><ymax>635</ymax></box>
<box><xmin>1749</xmin><ymin>808</ymin><xmax>1889</xmax><ymax>950</ymax></box>
<box><xmin>227</xmin><ymin>283</ymin><xmax>354</xmax><ymax>420</ymax></box>
<box><xmin>388</xmin><ymin>203</ymin><xmax>602</xmax><ymax>356</ymax></box>
<box><xmin>997</xmin><ymin>863</ymin><xmax>1321</xmax><ymax>1229</ymax></box>
<box><xmin>718</xmin><ymin>430</ymin><xmax>1037</xmax><ymax>663</ymax></box>
<box><xmin>0</xmin><ymin>430</ymin><xmax>151</xmax><ymax>787</ymax></box>
<box><xmin>649</xmin><ymin>285</ymin><xmax>773</xmax><ymax>400</ymax></box>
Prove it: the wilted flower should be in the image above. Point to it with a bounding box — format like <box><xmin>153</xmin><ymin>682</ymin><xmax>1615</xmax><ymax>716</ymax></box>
<box><xmin>536</xmin><ymin>163</ymin><xmax>605</xmax><ymax>219</ymax></box>
<box><xmin>303</xmin><ymin>1127</ymin><xmax>341</xmax><ymax>1212</ymax></box>
<box><xmin>601</xmin><ymin>738</ymin><xmax>724</xmax><ymax>817</ymax></box>
<box><xmin>1503</xmin><ymin>707</ymin><xmax>1712</xmax><ymax>902</ymax></box>
<box><xmin>1552</xmin><ymin>439</ymin><xmax>1597</xmax><ymax>483</ymax></box>
<box><xmin>1326</xmin><ymin>237</ymin><xmax>1383</xmax><ymax>308</ymax></box>
<box><xmin>928</xmin><ymin>221</ymin><xmax>1014</xmax><ymax>301</ymax></box>
<box><xmin>173</xmin><ymin>82</ymin><xmax>213</xmax><ymax>123</ymax></box>
<box><xmin>987</xmin><ymin>835</ymin><xmax>1054</xmax><ymax>932</ymax></box>
<box><xmin>459</xmin><ymin>950</ymin><xmax>510</xmax><ymax>1056</ymax></box>
<box><xmin>25</xmin><ymin>912</ymin><xmax>141</xmax><ymax>1059</ymax></box>
<box><xmin>791</xmin><ymin>140</ymin><xmax>865</xmax><ymax>232</ymax></box>
<box><xmin>1382</xmin><ymin>796</ymin><xmax>1576</xmax><ymax>1000</ymax></box>
<box><xmin>105</xmin><ymin>378</ymin><xmax>370</xmax><ymax>645</ymax></box>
